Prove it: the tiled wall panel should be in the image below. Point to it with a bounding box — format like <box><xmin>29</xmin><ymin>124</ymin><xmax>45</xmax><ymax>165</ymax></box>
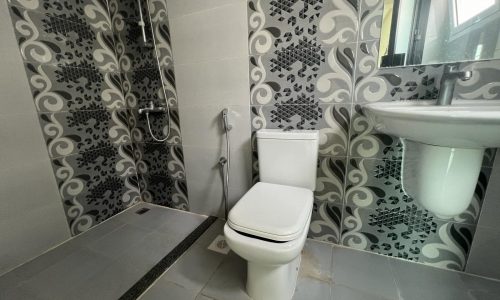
<box><xmin>7</xmin><ymin>0</ymin><xmax>142</xmax><ymax>235</ymax></box>
<box><xmin>247</xmin><ymin>0</ymin><xmax>500</xmax><ymax>271</ymax></box>
<box><xmin>110</xmin><ymin>0</ymin><xmax>188</xmax><ymax>210</ymax></box>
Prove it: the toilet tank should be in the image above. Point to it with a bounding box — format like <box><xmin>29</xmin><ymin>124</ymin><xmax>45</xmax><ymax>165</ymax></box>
<box><xmin>257</xmin><ymin>129</ymin><xmax>319</xmax><ymax>191</ymax></box>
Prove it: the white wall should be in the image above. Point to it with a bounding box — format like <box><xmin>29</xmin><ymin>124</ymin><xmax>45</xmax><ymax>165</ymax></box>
<box><xmin>0</xmin><ymin>0</ymin><xmax>70</xmax><ymax>275</ymax></box>
<box><xmin>168</xmin><ymin>0</ymin><xmax>252</xmax><ymax>217</ymax></box>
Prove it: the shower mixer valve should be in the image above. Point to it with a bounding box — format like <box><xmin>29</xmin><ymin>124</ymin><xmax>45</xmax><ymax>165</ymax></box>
<box><xmin>138</xmin><ymin>101</ymin><xmax>167</xmax><ymax>115</ymax></box>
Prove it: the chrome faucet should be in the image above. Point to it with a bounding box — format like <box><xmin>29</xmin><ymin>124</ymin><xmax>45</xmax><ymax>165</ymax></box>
<box><xmin>436</xmin><ymin>65</ymin><xmax>473</xmax><ymax>105</ymax></box>
<box><xmin>138</xmin><ymin>101</ymin><xmax>166</xmax><ymax>114</ymax></box>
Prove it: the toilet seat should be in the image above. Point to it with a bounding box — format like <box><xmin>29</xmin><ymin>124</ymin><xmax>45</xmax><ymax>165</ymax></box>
<box><xmin>227</xmin><ymin>182</ymin><xmax>313</xmax><ymax>242</ymax></box>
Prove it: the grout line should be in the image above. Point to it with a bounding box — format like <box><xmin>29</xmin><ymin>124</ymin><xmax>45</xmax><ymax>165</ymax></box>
<box><xmin>168</xmin><ymin>1</ymin><xmax>247</xmax><ymax>21</ymax></box>
<box><xmin>330</xmin><ymin>242</ymin><xmax>500</xmax><ymax>283</ymax></box>
<box><xmin>47</xmin><ymin>142</ymin><xmax>132</xmax><ymax>161</ymax></box>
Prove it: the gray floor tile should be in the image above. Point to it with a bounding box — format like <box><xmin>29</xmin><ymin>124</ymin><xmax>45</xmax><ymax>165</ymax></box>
<box><xmin>68</xmin><ymin>216</ymin><xmax>126</xmax><ymax>246</ymax></box>
<box><xmin>193</xmin><ymin>219</ymin><xmax>225</xmax><ymax>249</ymax></box>
<box><xmin>140</xmin><ymin>280</ymin><xmax>199</xmax><ymax>300</ymax></box>
<box><xmin>293</xmin><ymin>277</ymin><xmax>331</xmax><ymax>300</ymax></box>
<box><xmin>195</xmin><ymin>295</ymin><xmax>216</xmax><ymax>300</ymax></box>
<box><xmin>120</xmin><ymin>205</ymin><xmax>182</xmax><ymax>231</ymax></box>
<box><xmin>200</xmin><ymin>252</ymin><xmax>251</xmax><ymax>300</ymax></box>
<box><xmin>114</xmin><ymin>231</ymin><xmax>184</xmax><ymax>275</ymax></box>
<box><xmin>161</xmin><ymin>245</ymin><xmax>226</xmax><ymax>294</ymax></box>
<box><xmin>331</xmin><ymin>246</ymin><xmax>398</xmax><ymax>300</ymax></box>
<box><xmin>461</xmin><ymin>275</ymin><xmax>500</xmax><ymax>300</ymax></box>
<box><xmin>0</xmin><ymin>241</ymin><xmax>81</xmax><ymax>285</ymax></box>
<box><xmin>20</xmin><ymin>249</ymin><xmax>113</xmax><ymax>300</ymax></box>
<box><xmin>0</xmin><ymin>286</ymin><xmax>41</xmax><ymax>300</ymax></box>
<box><xmin>301</xmin><ymin>240</ymin><xmax>334</xmax><ymax>282</ymax></box>
<box><xmin>67</xmin><ymin>262</ymin><xmax>143</xmax><ymax>300</ymax></box>
<box><xmin>157</xmin><ymin>211</ymin><xmax>207</xmax><ymax>237</ymax></box>
<box><xmin>391</xmin><ymin>258</ymin><xmax>500</xmax><ymax>300</ymax></box>
<box><xmin>331</xmin><ymin>284</ymin><xmax>394</xmax><ymax>300</ymax></box>
<box><xmin>86</xmin><ymin>224</ymin><xmax>150</xmax><ymax>258</ymax></box>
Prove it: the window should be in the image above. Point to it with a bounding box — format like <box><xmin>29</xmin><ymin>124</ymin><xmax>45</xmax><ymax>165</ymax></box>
<box><xmin>453</xmin><ymin>0</ymin><xmax>496</xmax><ymax>26</ymax></box>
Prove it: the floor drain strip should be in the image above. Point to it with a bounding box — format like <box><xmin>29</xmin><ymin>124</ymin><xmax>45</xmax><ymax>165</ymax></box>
<box><xmin>119</xmin><ymin>216</ymin><xmax>218</xmax><ymax>300</ymax></box>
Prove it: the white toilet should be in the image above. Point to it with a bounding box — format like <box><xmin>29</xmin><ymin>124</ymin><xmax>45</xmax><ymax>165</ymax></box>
<box><xmin>224</xmin><ymin>129</ymin><xmax>319</xmax><ymax>300</ymax></box>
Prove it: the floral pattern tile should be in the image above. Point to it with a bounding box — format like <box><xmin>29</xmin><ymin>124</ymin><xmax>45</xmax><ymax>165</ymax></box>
<box><xmin>248</xmin><ymin>0</ymin><xmax>500</xmax><ymax>271</ymax></box>
<box><xmin>25</xmin><ymin>62</ymin><xmax>125</xmax><ymax>112</ymax></box>
<box><xmin>9</xmin><ymin>5</ymin><xmax>118</xmax><ymax>72</ymax></box>
<box><xmin>9</xmin><ymin>0</ymin><xmax>111</xmax><ymax>24</ymax></box>
<box><xmin>134</xmin><ymin>142</ymin><xmax>185</xmax><ymax>180</ymax></box>
<box><xmin>251</xmin><ymin>103</ymin><xmax>351</xmax><ymax>156</ymax></box>
<box><xmin>358</xmin><ymin>0</ymin><xmax>382</xmax><ymax>41</ymax></box>
<box><xmin>457</xmin><ymin>59</ymin><xmax>500</xmax><ymax>100</ymax></box>
<box><xmin>138</xmin><ymin>173</ymin><xmax>188</xmax><ymax>210</ymax></box>
<box><xmin>122</xmin><ymin>68</ymin><xmax>163</xmax><ymax>104</ymax></box>
<box><xmin>344</xmin><ymin>157</ymin><xmax>491</xmax><ymax>226</ymax></box>
<box><xmin>354</xmin><ymin>40</ymin><xmax>443</xmax><ymax>103</ymax></box>
<box><xmin>315</xmin><ymin>156</ymin><xmax>346</xmax><ymax>204</ymax></box>
<box><xmin>249</xmin><ymin>43</ymin><xmax>356</xmax><ymax>106</ymax></box>
<box><xmin>38</xmin><ymin>109</ymin><xmax>131</xmax><ymax>158</ymax></box>
<box><xmin>308</xmin><ymin>199</ymin><xmax>343</xmax><ymax>243</ymax></box>
<box><xmin>341</xmin><ymin>205</ymin><xmax>476</xmax><ymax>271</ymax></box>
<box><xmin>51</xmin><ymin>143</ymin><xmax>140</xmax><ymax>235</ymax></box>
<box><xmin>113</xmin><ymin>18</ymin><xmax>157</xmax><ymax>71</ymax></box>
<box><xmin>348</xmin><ymin>104</ymin><xmax>400</xmax><ymax>159</ymax></box>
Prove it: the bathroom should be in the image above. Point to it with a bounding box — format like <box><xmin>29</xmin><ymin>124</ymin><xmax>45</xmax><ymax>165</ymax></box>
<box><xmin>1</xmin><ymin>0</ymin><xmax>500</xmax><ymax>299</ymax></box>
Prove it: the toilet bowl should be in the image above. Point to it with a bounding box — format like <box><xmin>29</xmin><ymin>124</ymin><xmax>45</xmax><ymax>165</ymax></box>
<box><xmin>224</xmin><ymin>129</ymin><xmax>319</xmax><ymax>300</ymax></box>
<box><xmin>224</xmin><ymin>182</ymin><xmax>313</xmax><ymax>300</ymax></box>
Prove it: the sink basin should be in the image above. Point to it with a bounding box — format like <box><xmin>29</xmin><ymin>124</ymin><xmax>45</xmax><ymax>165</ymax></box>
<box><xmin>363</xmin><ymin>100</ymin><xmax>500</xmax><ymax>218</ymax></box>
<box><xmin>363</xmin><ymin>100</ymin><xmax>500</xmax><ymax>148</ymax></box>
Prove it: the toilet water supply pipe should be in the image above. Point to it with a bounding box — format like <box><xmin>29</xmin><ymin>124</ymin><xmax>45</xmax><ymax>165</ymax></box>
<box><xmin>219</xmin><ymin>109</ymin><xmax>232</xmax><ymax>220</ymax></box>
<box><xmin>137</xmin><ymin>0</ymin><xmax>171</xmax><ymax>142</ymax></box>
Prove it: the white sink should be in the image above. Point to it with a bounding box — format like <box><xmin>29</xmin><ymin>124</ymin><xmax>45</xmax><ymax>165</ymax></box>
<box><xmin>363</xmin><ymin>100</ymin><xmax>500</xmax><ymax>149</ymax></box>
<box><xmin>362</xmin><ymin>100</ymin><xmax>500</xmax><ymax>218</ymax></box>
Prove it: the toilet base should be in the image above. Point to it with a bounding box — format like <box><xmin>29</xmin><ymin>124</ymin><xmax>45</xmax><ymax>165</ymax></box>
<box><xmin>246</xmin><ymin>255</ymin><xmax>301</xmax><ymax>300</ymax></box>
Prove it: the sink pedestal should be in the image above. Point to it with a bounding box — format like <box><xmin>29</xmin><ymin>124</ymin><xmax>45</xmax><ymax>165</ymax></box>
<box><xmin>402</xmin><ymin>140</ymin><xmax>484</xmax><ymax>218</ymax></box>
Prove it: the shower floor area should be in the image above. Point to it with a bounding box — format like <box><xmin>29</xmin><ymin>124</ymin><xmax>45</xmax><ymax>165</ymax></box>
<box><xmin>2</xmin><ymin>205</ymin><xmax>500</xmax><ymax>300</ymax></box>
<box><xmin>0</xmin><ymin>203</ymin><xmax>213</xmax><ymax>299</ymax></box>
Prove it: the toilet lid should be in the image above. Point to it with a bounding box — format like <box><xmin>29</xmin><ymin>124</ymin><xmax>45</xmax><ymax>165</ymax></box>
<box><xmin>227</xmin><ymin>182</ymin><xmax>313</xmax><ymax>242</ymax></box>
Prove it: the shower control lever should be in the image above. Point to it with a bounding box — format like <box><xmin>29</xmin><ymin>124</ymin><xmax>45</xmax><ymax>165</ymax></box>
<box><xmin>138</xmin><ymin>101</ymin><xmax>167</xmax><ymax>115</ymax></box>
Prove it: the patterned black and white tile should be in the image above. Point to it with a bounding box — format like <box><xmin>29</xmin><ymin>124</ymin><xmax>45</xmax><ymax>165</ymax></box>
<box><xmin>248</xmin><ymin>0</ymin><xmax>359</xmax><ymax>55</ymax></box>
<box><xmin>251</xmin><ymin>103</ymin><xmax>351</xmax><ymax>157</ymax></box>
<box><xmin>315</xmin><ymin>156</ymin><xmax>346</xmax><ymax>204</ymax></box>
<box><xmin>247</xmin><ymin>0</ymin><xmax>500</xmax><ymax>272</ymax></box>
<box><xmin>134</xmin><ymin>142</ymin><xmax>185</xmax><ymax>180</ymax></box>
<box><xmin>309</xmin><ymin>199</ymin><xmax>343</xmax><ymax>243</ymax></box>
<box><xmin>354</xmin><ymin>40</ymin><xmax>443</xmax><ymax>103</ymax></box>
<box><xmin>8</xmin><ymin>3</ymin><xmax>118</xmax><ymax>72</ymax></box>
<box><xmin>138</xmin><ymin>173</ymin><xmax>189</xmax><ymax>210</ymax></box>
<box><xmin>38</xmin><ymin>109</ymin><xmax>131</xmax><ymax>158</ymax></box>
<box><xmin>25</xmin><ymin>62</ymin><xmax>125</xmax><ymax>112</ymax></box>
<box><xmin>344</xmin><ymin>157</ymin><xmax>491</xmax><ymax>225</ymax></box>
<box><xmin>456</xmin><ymin>59</ymin><xmax>500</xmax><ymax>100</ymax></box>
<box><xmin>6</xmin><ymin>0</ymin><xmax>143</xmax><ymax>234</ymax></box>
<box><xmin>51</xmin><ymin>143</ymin><xmax>140</xmax><ymax>235</ymax></box>
<box><xmin>341</xmin><ymin>205</ymin><xmax>477</xmax><ymax>270</ymax></box>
